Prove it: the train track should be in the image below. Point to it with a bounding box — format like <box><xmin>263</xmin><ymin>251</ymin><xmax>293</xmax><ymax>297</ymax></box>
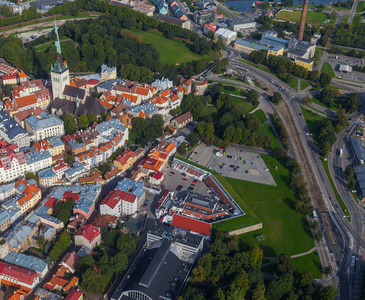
<box><xmin>277</xmin><ymin>99</ymin><xmax>336</xmax><ymax>244</ymax></box>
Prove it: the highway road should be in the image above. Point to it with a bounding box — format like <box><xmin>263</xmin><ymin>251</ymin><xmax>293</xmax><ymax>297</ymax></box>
<box><xmin>218</xmin><ymin>46</ymin><xmax>365</xmax><ymax>298</ymax></box>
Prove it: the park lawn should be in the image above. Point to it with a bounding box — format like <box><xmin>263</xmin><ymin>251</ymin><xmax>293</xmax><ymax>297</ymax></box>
<box><xmin>322</xmin><ymin>160</ymin><xmax>351</xmax><ymax>221</ymax></box>
<box><xmin>311</xmin><ymin>96</ymin><xmax>341</xmax><ymax>112</ymax></box>
<box><xmin>291</xmin><ymin>252</ymin><xmax>322</xmax><ymax>279</ymax></box>
<box><xmin>356</xmin><ymin>1</ymin><xmax>365</xmax><ymax>12</ymax></box>
<box><xmin>341</xmin><ymin>14</ymin><xmax>350</xmax><ymax>24</ymax></box>
<box><xmin>321</xmin><ymin>62</ymin><xmax>336</xmax><ymax>78</ymax></box>
<box><xmin>277</xmin><ymin>74</ymin><xmax>298</xmax><ymax>91</ymax></box>
<box><xmin>232</xmin><ymin>97</ymin><xmax>255</xmax><ymax>112</ymax></box>
<box><xmin>276</xmin><ymin>10</ymin><xmax>329</xmax><ymax>26</ymax></box>
<box><xmin>352</xmin><ymin>14</ymin><xmax>365</xmax><ymax>25</ymax></box>
<box><xmin>133</xmin><ymin>29</ymin><xmax>210</xmax><ymax>64</ymax></box>
<box><xmin>215</xmin><ymin>154</ymin><xmax>315</xmax><ymax>257</ymax></box>
<box><xmin>300</xmin><ymin>80</ymin><xmax>312</xmax><ymax>90</ymax></box>
<box><xmin>219</xmin><ymin>84</ymin><xmax>242</xmax><ymax>95</ymax></box>
<box><xmin>300</xmin><ymin>106</ymin><xmax>328</xmax><ymax>146</ymax></box>
<box><xmin>200</xmin><ymin>105</ymin><xmax>217</xmax><ymax>118</ymax></box>
<box><xmin>101</xmin><ymin>273</ymin><xmax>115</xmax><ymax>292</ymax></box>
<box><xmin>261</xmin><ymin>124</ymin><xmax>281</xmax><ymax>150</ymax></box>
<box><xmin>253</xmin><ymin>109</ymin><xmax>267</xmax><ymax>123</ymax></box>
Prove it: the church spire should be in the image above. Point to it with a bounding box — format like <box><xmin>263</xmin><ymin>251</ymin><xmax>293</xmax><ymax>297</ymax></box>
<box><xmin>54</xmin><ymin>20</ymin><xmax>62</xmax><ymax>55</ymax></box>
<box><xmin>51</xmin><ymin>20</ymin><xmax>67</xmax><ymax>73</ymax></box>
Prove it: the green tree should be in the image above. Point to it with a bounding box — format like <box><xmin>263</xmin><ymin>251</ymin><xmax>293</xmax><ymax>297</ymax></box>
<box><xmin>78</xmin><ymin>114</ymin><xmax>89</xmax><ymax>129</ymax></box>
<box><xmin>81</xmin><ymin>268</ymin><xmax>103</xmax><ymax>294</ymax></box>
<box><xmin>62</xmin><ymin>113</ymin><xmax>78</xmax><ymax>134</ymax></box>
<box><xmin>320</xmin><ymin>285</ymin><xmax>338</xmax><ymax>300</ymax></box>
<box><xmin>87</xmin><ymin>112</ymin><xmax>98</xmax><ymax>125</ymax></box>
<box><xmin>64</xmin><ymin>153</ymin><xmax>74</xmax><ymax>167</ymax></box>
<box><xmin>319</xmin><ymin>72</ymin><xmax>332</xmax><ymax>87</ymax></box>
<box><xmin>97</xmin><ymin>250</ymin><xmax>110</xmax><ymax>275</ymax></box>
<box><xmin>187</xmin><ymin>132</ymin><xmax>200</xmax><ymax>147</ymax></box>
<box><xmin>271</xmin><ymin>92</ymin><xmax>282</xmax><ymax>104</ymax></box>
<box><xmin>177</xmin><ymin>142</ymin><xmax>187</xmax><ymax>155</ymax></box>
<box><xmin>117</xmin><ymin>234</ymin><xmax>139</xmax><ymax>256</ymax></box>
<box><xmin>37</xmin><ymin>236</ymin><xmax>46</xmax><ymax>251</ymax></box>
<box><xmin>104</xmin><ymin>229</ymin><xmax>118</xmax><ymax>248</ymax></box>
<box><xmin>298</xmin><ymin>271</ymin><xmax>313</xmax><ymax>287</ymax></box>
<box><xmin>251</xmin><ymin>281</ymin><xmax>265</xmax><ymax>300</ymax></box>
<box><xmin>76</xmin><ymin>254</ymin><xmax>95</xmax><ymax>277</ymax></box>
<box><xmin>315</xmin><ymin>230</ymin><xmax>323</xmax><ymax>241</ymax></box>
<box><xmin>111</xmin><ymin>252</ymin><xmax>128</xmax><ymax>274</ymax></box>
<box><xmin>274</xmin><ymin>254</ymin><xmax>297</xmax><ymax>275</ymax></box>
<box><xmin>25</xmin><ymin>172</ymin><xmax>39</xmax><ymax>182</ymax></box>
<box><xmin>324</xmin><ymin>265</ymin><xmax>333</xmax><ymax>276</ymax></box>
<box><xmin>48</xmin><ymin>231</ymin><xmax>71</xmax><ymax>262</ymax></box>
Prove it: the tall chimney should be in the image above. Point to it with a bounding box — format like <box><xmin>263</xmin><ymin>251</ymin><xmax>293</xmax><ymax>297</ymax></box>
<box><xmin>298</xmin><ymin>0</ymin><xmax>309</xmax><ymax>41</ymax></box>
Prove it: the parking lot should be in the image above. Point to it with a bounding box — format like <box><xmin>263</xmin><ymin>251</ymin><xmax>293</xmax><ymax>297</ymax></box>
<box><xmin>188</xmin><ymin>144</ymin><xmax>276</xmax><ymax>186</ymax></box>
<box><xmin>162</xmin><ymin>164</ymin><xmax>212</xmax><ymax>198</ymax></box>
<box><xmin>17</xmin><ymin>28</ymin><xmax>53</xmax><ymax>43</ymax></box>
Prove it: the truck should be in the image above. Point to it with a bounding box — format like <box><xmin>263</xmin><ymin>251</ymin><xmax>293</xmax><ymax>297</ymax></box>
<box><xmin>339</xmin><ymin>149</ymin><xmax>343</xmax><ymax>157</ymax></box>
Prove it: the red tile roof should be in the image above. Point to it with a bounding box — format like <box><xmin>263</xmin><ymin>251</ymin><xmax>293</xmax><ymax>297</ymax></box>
<box><xmin>44</xmin><ymin>197</ymin><xmax>58</xmax><ymax>208</ymax></box>
<box><xmin>153</xmin><ymin>171</ymin><xmax>163</xmax><ymax>180</ymax></box>
<box><xmin>2</xmin><ymin>73</ymin><xmax>17</xmax><ymax>80</ymax></box>
<box><xmin>13</xmin><ymin>107</ymin><xmax>43</xmax><ymax>122</ymax></box>
<box><xmin>0</xmin><ymin>261</ymin><xmax>38</xmax><ymax>286</ymax></box>
<box><xmin>171</xmin><ymin>214</ymin><xmax>211</xmax><ymax>236</ymax></box>
<box><xmin>64</xmin><ymin>289</ymin><xmax>83</xmax><ymax>300</ymax></box>
<box><xmin>75</xmin><ymin>224</ymin><xmax>100</xmax><ymax>243</ymax></box>
<box><xmin>63</xmin><ymin>191</ymin><xmax>80</xmax><ymax>201</ymax></box>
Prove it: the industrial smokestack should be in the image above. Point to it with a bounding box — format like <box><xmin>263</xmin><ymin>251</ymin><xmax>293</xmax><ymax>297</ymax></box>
<box><xmin>298</xmin><ymin>0</ymin><xmax>309</xmax><ymax>41</ymax></box>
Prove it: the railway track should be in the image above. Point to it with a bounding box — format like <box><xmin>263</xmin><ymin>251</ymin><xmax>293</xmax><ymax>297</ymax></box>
<box><xmin>277</xmin><ymin>100</ymin><xmax>336</xmax><ymax>244</ymax></box>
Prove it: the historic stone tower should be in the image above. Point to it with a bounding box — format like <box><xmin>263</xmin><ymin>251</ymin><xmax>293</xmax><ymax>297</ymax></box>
<box><xmin>51</xmin><ymin>20</ymin><xmax>70</xmax><ymax>100</ymax></box>
<box><xmin>298</xmin><ymin>0</ymin><xmax>309</xmax><ymax>41</ymax></box>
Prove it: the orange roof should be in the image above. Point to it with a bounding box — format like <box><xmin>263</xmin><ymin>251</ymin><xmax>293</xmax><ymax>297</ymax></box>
<box><xmin>150</xmin><ymin>96</ymin><xmax>166</xmax><ymax>105</ymax></box>
<box><xmin>177</xmin><ymin>84</ymin><xmax>183</xmax><ymax>92</ymax></box>
<box><xmin>18</xmin><ymin>70</ymin><xmax>27</xmax><ymax>78</ymax></box>
<box><xmin>139</xmin><ymin>111</ymin><xmax>146</xmax><ymax>118</ymax></box>
<box><xmin>121</xmin><ymin>93</ymin><xmax>138</xmax><ymax>103</ymax></box>
<box><xmin>64</xmin><ymin>60</ymin><xmax>67</xmax><ymax>67</ymax></box>
<box><xmin>15</xmin><ymin>94</ymin><xmax>36</xmax><ymax>109</ymax></box>
<box><xmin>69</xmin><ymin>80</ymin><xmax>76</xmax><ymax>88</ymax></box>
<box><xmin>4</xmin><ymin>99</ymin><xmax>14</xmax><ymax>108</ymax></box>
<box><xmin>99</xmin><ymin>100</ymin><xmax>113</xmax><ymax>109</ymax></box>
<box><xmin>143</xmin><ymin>157</ymin><xmax>163</xmax><ymax>171</ymax></box>
<box><xmin>135</xmin><ymin>86</ymin><xmax>149</xmax><ymax>96</ymax></box>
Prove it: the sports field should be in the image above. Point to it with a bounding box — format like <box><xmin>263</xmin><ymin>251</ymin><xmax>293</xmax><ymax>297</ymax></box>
<box><xmin>134</xmin><ymin>29</ymin><xmax>211</xmax><ymax>64</ymax></box>
<box><xmin>276</xmin><ymin>10</ymin><xmax>330</xmax><ymax>26</ymax></box>
<box><xmin>214</xmin><ymin>154</ymin><xmax>315</xmax><ymax>257</ymax></box>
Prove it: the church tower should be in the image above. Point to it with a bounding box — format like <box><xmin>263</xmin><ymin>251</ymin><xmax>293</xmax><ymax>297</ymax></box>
<box><xmin>51</xmin><ymin>20</ymin><xmax>70</xmax><ymax>100</ymax></box>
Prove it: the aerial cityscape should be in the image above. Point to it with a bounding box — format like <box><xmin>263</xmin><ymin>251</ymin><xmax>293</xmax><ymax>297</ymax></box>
<box><xmin>0</xmin><ymin>0</ymin><xmax>362</xmax><ymax>299</ymax></box>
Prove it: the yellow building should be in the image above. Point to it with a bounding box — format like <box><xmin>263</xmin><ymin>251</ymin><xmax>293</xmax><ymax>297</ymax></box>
<box><xmin>233</xmin><ymin>39</ymin><xmax>283</xmax><ymax>57</ymax></box>
<box><xmin>47</xmin><ymin>137</ymin><xmax>65</xmax><ymax>156</ymax></box>
<box><xmin>294</xmin><ymin>57</ymin><xmax>313</xmax><ymax>71</ymax></box>
<box><xmin>113</xmin><ymin>149</ymin><xmax>137</xmax><ymax>172</ymax></box>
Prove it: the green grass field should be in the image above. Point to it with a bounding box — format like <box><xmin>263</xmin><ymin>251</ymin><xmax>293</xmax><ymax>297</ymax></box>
<box><xmin>321</xmin><ymin>62</ymin><xmax>336</xmax><ymax>78</ymax></box>
<box><xmin>300</xmin><ymin>106</ymin><xmax>329</xmax><ymax>146</ymax></box>
<box><xmin>231</xmin><ymin>97</ymin><xmax>254</xmax><ymax>112</ymax></box>
<box><xmin>133</xmin><ymin>29</ymin><xmax>210</xmax><ymax>64</ymax></box>
<box><xmin>262</xmin><ymin>123</ymin><xmax>282</xmax><ymax>149</ymax></box>
<box><xmin>311</xmin><ymin>96</ymin><xmax>341</xmax><ymax>112</ymax></box>
<box><xmin>300</xmin><ymin>80</ymin><xmax>312</xmax><ymax>90</ymax></box>
<box><xmin>356</xmin><ymin>1</ymin><xmax>365</xmax><ymax>12</ymax></box>
<box><xmin>253</xmin><ymin>109</ymin><xmax>267</xmax><ymax>123</ymax></box>
<box><xmin>276</xmin><ymin>10</ymin><xmax>330</xmax><ymax>26</ymax></box>
<box><xmin>322</xmin><ymin>160</ymin><xmax>351</xmax><ymax>221</ymax></box>
<box><xmin>291</xmin><ymin>252</ymin><xmax>322</xmax><ymax>279</ymax></box>
<box><xmin>352</xmin><ymin>14</ymin><xmax>365</xmax><ymax>25</ymax></box>
<box><xmin>215</xmin><ymin>154</ymin><xmax>315</xmax><ymax>257</ymax></box>
<box><xmin>262</xmin><ymin>252</ymin><xmax>322</xmax><ymax>278</ymax></box>
<box><xmin>341</xmin><ymin>14</ymin><xmax>350</xmax><ymax>24</ymax></box>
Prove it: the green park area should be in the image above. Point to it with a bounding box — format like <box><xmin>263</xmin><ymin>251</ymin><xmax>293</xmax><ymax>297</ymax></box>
<box><xmin>253</xmin><ymin>109</ymin><xmax>282</xmax><ymax>149</ymax></box>
<box><xmin>276</xmin><ymin>10</ymin><xmax>330</xmax><ymax>26</ymax></box>
<box><xmin>300</xmin><ymin>80</ymin><xmax>312</xmax><ymax>90</ymax></box>
<box><xmin>340</xmin><ymin>14</ymin><xmax>350</xmax><ymax>24</ymax></box>
<box><xmin>356</xmin><ymin>1</ymin><xmax>365</xmax><ymax>13</ymax></box>
<box><xmin>291</xmin><ymin>252</ymin><xmax>322</xmax><ymax>279</ymax></box>
<box><xmin>214</xmin><ymin>154</ymin><xmax>315</xmax><ymax>257</ymax></box>
<box><xmin>133</xmin><ymin>29</ymin><xmax>211</xmax><ymax>65</ymax></box>
<box><xmin>321</xmin><ymin>62</ymin><xmax>336</xmax><ymax>78</ymax></box>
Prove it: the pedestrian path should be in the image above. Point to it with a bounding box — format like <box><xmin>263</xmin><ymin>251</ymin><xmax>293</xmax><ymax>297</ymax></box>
<box><xmin>261</xmin><ymin>247</ymin><xmax>317</xmax><ymax>268</ymax></box>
